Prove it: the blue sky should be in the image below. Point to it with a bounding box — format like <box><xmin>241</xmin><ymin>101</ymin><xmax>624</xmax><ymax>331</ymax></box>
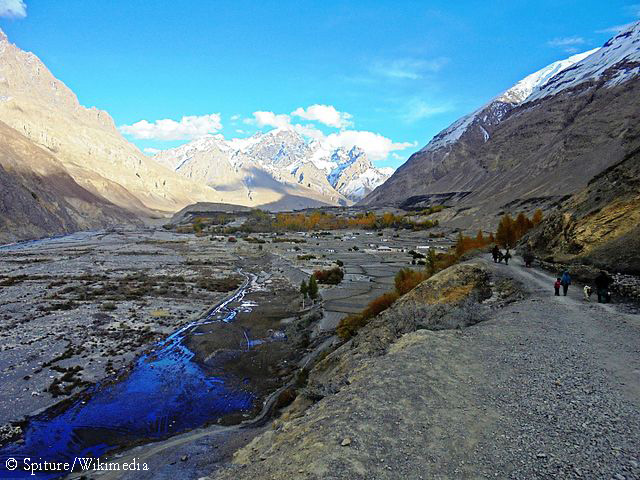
<box><xmin>1</xmin><ymin>0</ymin><xmax>639</xmax><ymax>167</ymax></box>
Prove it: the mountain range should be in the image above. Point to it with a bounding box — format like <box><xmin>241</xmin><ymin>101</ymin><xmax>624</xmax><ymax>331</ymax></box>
<box><xmin>153</xmin><ymin>129</ymin><xmax>393</xmax><ymax>205</ymax></box>
<box><xmin>0</xmin><ymin>27</ymin><xmax>391</xmax><ymax>241</ymax></box>
<box><xmin>361</xmin><ymin>21</ymin><xmax>640</xmax><ymax>229</ymax></box>
<box><xmin>1</xmin><ymin>22</ymin><xmax>639</xmax><ymax>242</ymax></box>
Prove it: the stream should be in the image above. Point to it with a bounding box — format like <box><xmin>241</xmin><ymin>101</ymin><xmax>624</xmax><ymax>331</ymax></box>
<box><xmin>0</xmin><ymin>272</ymin><xmax>260</xmax><ymax>478</ymax></box>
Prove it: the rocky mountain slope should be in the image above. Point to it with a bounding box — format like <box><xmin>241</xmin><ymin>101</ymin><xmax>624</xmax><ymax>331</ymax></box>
<box><xmin>154</xmin><ymin>129</ymin><xmax>393</xmax><ymax>204</ymax></box>
<box><xmin>0</xmin><ymin>120</ymin><xmax>139</xmax><ymax>243</ymax></box>
<box><xmin>361</xmin><ymin>23</ymin><xmax>640</xmax><ymax>230</ymax></box>
<box><xmin>0</xmin><ymin>29</ymin><xmax>225</xmax><ymax>217</ymax></box>
<box><xmin>522</xmin><ymin>145</ymin><xmax>640</xmax><ymax>274</ymax></box>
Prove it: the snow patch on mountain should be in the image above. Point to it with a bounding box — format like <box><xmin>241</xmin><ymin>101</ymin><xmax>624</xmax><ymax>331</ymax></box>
<box><xmin>528</xmin><ymin>21</ymin><xmax>640</xmax><ymax>101</ymax></box>
<box><xmin>419</xmin><ymin>46</ymin><xmax>602</xmax><ymax>154</ymax></box>
<box><xmin>154</xmin><ymin>129</ymin><xmax>393</xmax><ymax>201</ymax></box>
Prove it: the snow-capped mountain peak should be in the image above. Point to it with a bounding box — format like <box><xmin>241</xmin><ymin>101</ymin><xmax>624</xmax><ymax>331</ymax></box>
<box><xmin>153</xmin><ymin>130</ymin><xmax>393</xmax><ymax>202</ymax></box>
<box><xmin>498</xmin><ymin>48</ymin><xmax>599</xmax><ymax>104</ymax></box>
<box><xmin>528</xmin><ymin>21</ymin><xmax>640</xmax><ymax>101</ymax></box>
<box><xmin>419</xmin><ymin>45</ymin><xmax>606</xmax><ymax>154</ymax></box>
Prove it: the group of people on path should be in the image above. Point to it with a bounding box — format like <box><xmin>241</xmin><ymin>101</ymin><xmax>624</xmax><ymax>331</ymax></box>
<box><xmin>490</xmin><ymin>244</ymin><xmax>614</xmax><ymax>304</ymax></box>
<box><xmin>491</xmin><ymin>245</ymin><xmax>512</xmax><ymax>265</ymax></box>
<box><xmin>554</xmin><ymin>270</ymin><xmax>613</xmax><ymax>303</ymax></box>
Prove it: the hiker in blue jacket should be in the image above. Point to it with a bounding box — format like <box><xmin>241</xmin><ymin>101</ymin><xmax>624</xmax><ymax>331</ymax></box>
<box><xmin>560</xmin><ymin>271</ymin><xmax>571</xmax><ymax>296</ymax></box>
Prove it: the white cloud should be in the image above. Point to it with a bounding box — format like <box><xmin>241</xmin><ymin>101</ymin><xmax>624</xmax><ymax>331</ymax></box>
<box><xmin>245</xmin><ymin>111</ymin><xmax>291</xmax><ymax>129</ymax></box>
<box><xmin>292</xmin><ymin>123</ymin><xmax>325</xmax><ymax>141</ymax></box>
<box><xmin>547</xmin><ymin>36</ymin><xmax>586</xmax><ymax>47</ymax></box>
<box><xmin>403</xmin><ymin>99</ymin><xmax>451</xmax><ymax>123</ymax></box>
<box><xmin>291</xmin><ymin>104</ymin><xmax>353</xmax><ymax>128</ymax></box>
<box><xmin>370</xmin><ymin>57</ymin><xmax>448</xmax><ymax>80</ymax></box>
<box><xmin>0</xmin><ymin>0</ymin><xmax>26</xmax><ymax>18</ymax></box>
<box><xmin>323</xmin><ymin>130</ymin><xmax>416</xmax><ymax>162</ymax></box>
<box><xmin>239</xmin><ymin>108</ymin><xmax>415</xmax><ymax>161</ymax></box>
<box><xmin>596</xmin><ymin>23</ymin><xmax>635</xmax><ymax>34</ymax></box>
<box><xmin>119</xmin><ymin>113</ymin><xmax>222</xmax><ymax>141</ymax></box>
<box><xmin>142</xmin><ymin>147</ymin><xmax>161</xmax><ymax>155</ymax></box>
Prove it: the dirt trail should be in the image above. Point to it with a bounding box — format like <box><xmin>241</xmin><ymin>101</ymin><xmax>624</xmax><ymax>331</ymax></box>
<box><xmin>210</xmin><ymin>256</ymin><xmax>640</xmax><ymax>480</ymax></box>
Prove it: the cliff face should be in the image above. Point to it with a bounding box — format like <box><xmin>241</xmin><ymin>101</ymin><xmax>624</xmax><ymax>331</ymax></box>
<box><xmin>522</xmin><ymin>148</ymin><xmax>640</xmax><ymax>274</ymax></box>
<box><xmin>0</xmin><ymin>120</ymin><xmax>140</xmax><ymax>243</ymax></box>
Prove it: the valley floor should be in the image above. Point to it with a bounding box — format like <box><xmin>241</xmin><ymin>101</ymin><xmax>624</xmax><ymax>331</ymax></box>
<box><xmin>0</xmin><ymin>230</ymin><xmax>242</xmax><ymax>428</ymax></box>
<box><xmin>2</xmin><ymin>230</ymin><xmax>638</xmax><ymax>479</ymax></box>
<box><xmin>208</xmin><ymin>255</ymin><xmax>640</xmax><ymax>480</ymax></box>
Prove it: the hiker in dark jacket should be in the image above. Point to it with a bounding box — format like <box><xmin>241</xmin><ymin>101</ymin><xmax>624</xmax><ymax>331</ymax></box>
<box><xmin>504</xmin><ymin>249</ymin><xmax>512</xmax><ymax>265</ymax></box>
<box><xmin>594</xmin><ymin>271</ymin><xmax>612</xmax><ymax>303</ymax></box>
<box><xmin>523</xmin><ymin>249</ymin><xmax>534</xmax><ymax>268</ymax></box>
<box><xmin>492</xmin><ymin>245</ymin><xmax>500</xmax><ymax>263</ymax></box>
<box><xmin>560</xmin><ymin>271</ymin><xmax>571</xmax><ymax>296</ymax></box>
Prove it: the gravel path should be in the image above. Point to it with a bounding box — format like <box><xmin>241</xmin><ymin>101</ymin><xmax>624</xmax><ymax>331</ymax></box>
<box><xmin>470</xmin><ymin>256</ymin><xmax>640</xmax><ymax>478</ymax></box>
<box><xmin>211</xmin><ymin>256</ymin><xmax>640</xmax><ymax>480</ymax></box>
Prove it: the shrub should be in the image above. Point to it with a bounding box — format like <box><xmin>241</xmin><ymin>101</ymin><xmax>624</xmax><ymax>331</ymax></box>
<box><xmin>361</xmin><ymin>291</ymin><xmax>399</xmax><ymax>319</ymax></box>
<box><xmin>337</xmin><ymin>291</ymin><xmax>399</xmax><ymax>340</ymax></box>
<box><xmin>336</xmin><ymin>313</ymin><xmax>368</xmax><ymax>340</ymax></box>
<box><xmin>394</xmin><ymin>268</ymin><xmax>430</xmax><ymax>296</ymax></box>
<box><xmin>313</xmin><ymin>267</ymin><xmax>344</xmax><ymax>285</ymax></box>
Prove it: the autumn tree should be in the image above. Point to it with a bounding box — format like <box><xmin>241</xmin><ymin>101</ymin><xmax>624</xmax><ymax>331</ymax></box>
<box><xmin>532</xmin><ymin>208</ymin><xmax>544</xmax><ymax>226</ymax></box>
<box><xmin>514</xmin><ymin>213</ymin><xmax>533</xmax><ymax>239</ymax></box>
<box><xmin>496</xmin><ymin>214</ymin><xmax>516</xmax><ymax>248</ymax></box>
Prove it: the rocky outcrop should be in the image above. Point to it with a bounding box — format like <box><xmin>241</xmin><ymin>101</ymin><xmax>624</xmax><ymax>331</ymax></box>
<box><xmin>306</xmin><ymin>262</ymin><xmax>492</xmax><ymax>398</ymax></box>
<box><xmin>522</xmin><ymin>147</ymin><xmax>640</xmax><ymax>275</ymax></box>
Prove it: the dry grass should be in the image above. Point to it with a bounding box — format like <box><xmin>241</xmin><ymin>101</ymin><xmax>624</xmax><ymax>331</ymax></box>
<box><xmin>435</xmin><ymin>284</ymin><xmax>475</xmax><ymax>304</ymax></box>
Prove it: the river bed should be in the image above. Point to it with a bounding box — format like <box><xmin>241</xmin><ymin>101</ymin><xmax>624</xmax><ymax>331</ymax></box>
<box><xmin>0</xmin><ymin>271</ymin><xmax>277</xmax><ymax>478</ymax></box>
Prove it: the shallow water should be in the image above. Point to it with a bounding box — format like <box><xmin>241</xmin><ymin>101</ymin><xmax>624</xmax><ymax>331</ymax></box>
<box><xmin>0</xmin><ymin>273</ymin><xmax>258</xmax><ymax>479</ymax></box>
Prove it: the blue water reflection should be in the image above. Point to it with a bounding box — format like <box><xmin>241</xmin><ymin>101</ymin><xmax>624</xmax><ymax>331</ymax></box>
<box><xmin>0</xmin><ymin>275</ymin><xmax>256</xmax><ymax>478</ymax></box>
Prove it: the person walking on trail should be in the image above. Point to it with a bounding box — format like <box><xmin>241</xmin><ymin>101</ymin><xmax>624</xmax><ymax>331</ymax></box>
<box><xmin>554</xmin><ymin>277</ymin><xmax>562</xmax><ymax>296</ymax></box>
<box><xmin>492</xmin><ymin>245</ymin><xmax>500</xmax><ymax>263</ymax></box>
<box><xmin>594</xmin><ymin>271</ymin><xmax>612</xmax><ymax>304</ymax></box>
<box><xmin>523</xmin><ymin>249</ymin><xmax>534</xmax><ymax>268</ymax></box>
<box><xmin>560</xmin><ymin>271</ymin><xmax>571</xmax><ymax>296</ymax></box>
<box><xmin>504</xmin><ymin>249</ymin><xmax>512</xmax><ymax>265</ymax></box>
